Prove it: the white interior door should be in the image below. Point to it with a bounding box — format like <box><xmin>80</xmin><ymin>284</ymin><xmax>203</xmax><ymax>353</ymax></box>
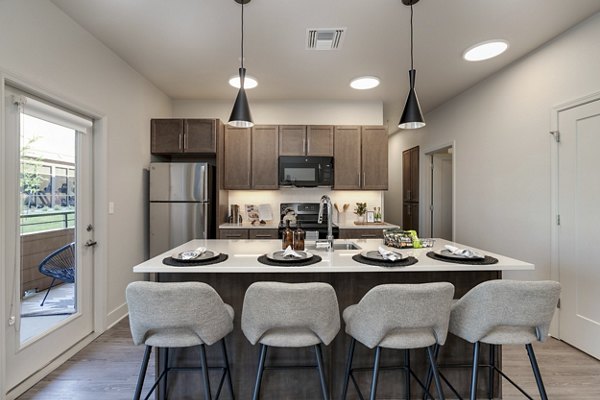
<box><xmin>3</xmin><ymin>87</ymin><xmax>95</xmax><ymax>394</ymax></box>
<box><xmin>557</xmin><ymin>98</ymin><xmax>600</xmax><ymax>360</ymax></box>
<box><xmin>431</xmin><ymin>152</ymin><xmax>453</xmax><ymax>240</ymax></box>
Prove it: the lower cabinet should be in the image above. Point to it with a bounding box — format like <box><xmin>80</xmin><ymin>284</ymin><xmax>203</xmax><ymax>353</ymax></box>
<box><xmin>219</xmin><ymin>229</ymin><xmax>249</xmax><ymax>239</ymax></box>
<box><xmin>339</xmin><ymin>229</ymin><xmax>385</xmax><ymax>239</ymax></box>
<box><xmin>219</xmin><ymin>229</ymin><xmax>279</xmax><ymax>240</ymax></box>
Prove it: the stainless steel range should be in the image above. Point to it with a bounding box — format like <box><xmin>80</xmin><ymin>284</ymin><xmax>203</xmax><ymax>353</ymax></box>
<box><xmin>278</xmin><ymin>202</ymin><xmax>340</xmax><ymax>239</ymax></box>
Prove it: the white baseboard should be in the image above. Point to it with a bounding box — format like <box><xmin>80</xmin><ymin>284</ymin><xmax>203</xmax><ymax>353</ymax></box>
<box><xmin>105</xmin><ymin>302</ymin><xmax>128</xmax><ymax>330</ymax></box>
<box><xmin>5</xmin><ymin>333</ymin><xmax>97</xmax><ymax>400</ymax></box>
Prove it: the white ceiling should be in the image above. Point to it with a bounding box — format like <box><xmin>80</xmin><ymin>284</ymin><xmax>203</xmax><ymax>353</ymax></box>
<box><xmin>51</xmin><ymin>0</ymin><xmax>600</xmax><ymax>113</ymax></box>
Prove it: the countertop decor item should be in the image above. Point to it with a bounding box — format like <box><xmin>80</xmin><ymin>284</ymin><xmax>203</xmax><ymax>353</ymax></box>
<box><xmin>398</xmin><ymin>0</ymin><xmax>426</xmax><ymax>130</ymax></box>
<box><xmin>354</xmin><ymin>202</ymin><xmax>367</xmax><ymax>223</ymax></box>
<box><xmin>228</xmin><ymin>0</ymin><xmax>254</xmax><ymax>128</ymax></box>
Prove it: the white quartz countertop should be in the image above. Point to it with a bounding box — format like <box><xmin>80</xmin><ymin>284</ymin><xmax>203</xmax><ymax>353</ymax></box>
<box><xmin>219</xmin><ymin>222</ymin><xmax>400</xmax><ymax>230</ymax></box>
<box><xmin>133</xmin><ymin>239</ymin><xmax>534</xmax><ymax>274</ymax></box>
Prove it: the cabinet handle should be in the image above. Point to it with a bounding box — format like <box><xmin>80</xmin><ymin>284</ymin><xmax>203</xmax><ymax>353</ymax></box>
<box><xmin>254</xmin><ymin>234</ymin><xmax>272</xmax><ymax>238</ymax></box>
<box><xmin>363</xmin><ymin>172</ymin><xmax>366</xmax><ymax>187</ymax></box>
<box><xmin>358</xmin><ymin>173</ymin><xmax>361</xmax><ymax>186</ymax></box>
<box><xmin>303</xmin><ymin>135</ymin><xmax>307</xmax><ymax>155</ymax></box>
<box><xmin>225</xmin><ymin>234</ymin><xmax>242</xmax><ymax>238</ymax></box>
<box><xmin>180</xmin><ymin>133</ymin><xmax>185</xmax><ymax>150</ymax></box>
<box><xmin>361</xmin><ymin>234</ymin><xmax>377</xmax><ymax>238</ymax></box>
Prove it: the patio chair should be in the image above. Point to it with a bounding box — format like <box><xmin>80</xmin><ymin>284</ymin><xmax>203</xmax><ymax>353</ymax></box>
<box><xmin>38</xmin><ymin>242</ymin><xmax>75</xmax><ymax>306</ymax></box>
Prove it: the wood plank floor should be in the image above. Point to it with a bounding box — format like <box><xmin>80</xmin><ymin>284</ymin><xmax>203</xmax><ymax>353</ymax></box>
<box><xmin>17</xmin><ymin>318</ymin><xmax>600</xmax><ymax>399</ymax></box>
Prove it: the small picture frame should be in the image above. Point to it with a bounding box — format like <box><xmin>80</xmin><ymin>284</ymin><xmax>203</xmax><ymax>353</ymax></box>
<box><xmin>366</xmin><ymin>210</ymin><xmax>375</xmax><ymax>223</ymax></box>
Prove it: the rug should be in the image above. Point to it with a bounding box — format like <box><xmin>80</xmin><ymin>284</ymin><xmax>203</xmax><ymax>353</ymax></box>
<box><xmin>21</xmin><ymin>283</ymin><xmax>76</xmax><ymax>317</ymax></box>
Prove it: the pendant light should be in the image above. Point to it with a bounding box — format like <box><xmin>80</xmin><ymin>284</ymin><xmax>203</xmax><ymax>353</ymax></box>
<box><xmin>398</xmin><ymin>0</ymin><xmax>425</xmax><ymax>130</ymax></box>
<box><xmin>228</xmin><ymin>0</ymin><xmax>254</xmax><ymax>128</ymax></box>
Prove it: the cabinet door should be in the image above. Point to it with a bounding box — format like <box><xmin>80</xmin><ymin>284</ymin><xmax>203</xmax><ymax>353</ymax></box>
<box><xmin>223</xmin><ymin>126</ymin><xmax>252</xmax><ymax>189</ymax></box>
<box><xmin>402</xmin><ymin>203</ymin><xmax>419</xmax><ymax>231</ymax></box>
<box><xmin>151</xmin><ymin>119</ymin><xmax>183</xmax><ymax>154</ymax></box>
<box><xmin>402</xmin><ymin>149</ymin><xmax>412</xmax><ymax>201</ymax></box>
<box><xmin>248</xmin><ymin>229</ymin><xmax>280</xmax><ymax>239</ymax></box>
<box><xmin>361</xmin><ymin>126</ymin><xmax>388</xmax><ymax>190</ymax></box>
<box><xmin>184</xmin><ymin>119</ymin><xmax>216</xmax><ymax>153</ymax></box>
<box><xmin>307</xmin><ymin>126</ymin><xmax>334</xmax><ymax>156</ymax></box>
<box><xmin>333</xmin><ymin>126</ymin><xmax>362</xmax><ymax>189</ymax></box>
<box><xmin>252</xmin><ymin>125</ymin><xmax>279</xmax><ymax>189</ymax></box>
<box><xmin>279</xmin><ymin>125</ymin><xmax>307</xmax><ymax>155</ymax></box>
<box><xmin>409</xmin><ymin>147</ymin><xmax>420</xmax><ymax>202</ymax></box>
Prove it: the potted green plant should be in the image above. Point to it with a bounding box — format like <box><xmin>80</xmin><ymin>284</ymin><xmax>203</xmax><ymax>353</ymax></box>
<box><xmin>354</xmin><ymin>202</ymin><xmax>367</xmax><ymax>224</ymax></box>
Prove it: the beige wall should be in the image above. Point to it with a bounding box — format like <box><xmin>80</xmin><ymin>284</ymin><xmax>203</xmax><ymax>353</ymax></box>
<box><xmin>0</xmin><ymin>0</ymin><xmax>172</xmax><ymax>328</ymax></box>
<box><xmin>386</xmin><ymin>12</ymin><xmax>600</xmax><ymax>281</ymax></box>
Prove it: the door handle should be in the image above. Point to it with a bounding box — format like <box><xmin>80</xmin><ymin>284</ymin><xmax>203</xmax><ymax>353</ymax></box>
<box><xmin>84</xmin><ymin>240</ymin><xmax>97</xmax><ymax>247</ymax></box>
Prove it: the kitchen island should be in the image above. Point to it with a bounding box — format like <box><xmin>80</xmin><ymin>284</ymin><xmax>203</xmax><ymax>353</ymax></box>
<box><xmin>133</xmin><ymin>238</ymin><xmax>533</xmax><ymax>399</ymax></box>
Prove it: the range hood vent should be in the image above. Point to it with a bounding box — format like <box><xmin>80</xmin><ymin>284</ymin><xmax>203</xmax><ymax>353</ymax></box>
<box><xmin>306</xmin><ymin>28</ymin><xmax>345</xmax><ymax>50</ymax></box>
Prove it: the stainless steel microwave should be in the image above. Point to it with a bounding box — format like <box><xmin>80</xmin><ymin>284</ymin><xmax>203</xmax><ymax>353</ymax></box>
<box><xmin>278</xmin><ymin>156</ymin><xmax>334</xmax><ymax>187</ymax></box>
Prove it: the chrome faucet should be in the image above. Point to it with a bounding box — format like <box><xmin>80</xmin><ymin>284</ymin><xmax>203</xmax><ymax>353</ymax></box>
<box><xmin>318</xmin><ymin>195</ymin><xmax>334</xmax><ymax>251</ymax></box>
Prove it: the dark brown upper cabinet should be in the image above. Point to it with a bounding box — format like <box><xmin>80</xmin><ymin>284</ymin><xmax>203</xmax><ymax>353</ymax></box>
<box><xmin>223</xmin><ymin>126</ymin><xmax>252</xmax><ymax>189</ymax></box>
<box><xmin>251</xmin><ymin>125</ymin><xmax>279</xmax><ymax>189</ymax></box>
<box><xmin>279</xmin><ymin>125</ymin><xmax>333</xmax><ymax>156</ymax></box>
<box><xmin>334</xmin><ymin>126</ymin><xmax>388</xmax><ymax>190</ymax></box>
<box><xmin>151</xmin><ymin>118</ymin><xmax>217</xmax><ymax>154</ymax></box>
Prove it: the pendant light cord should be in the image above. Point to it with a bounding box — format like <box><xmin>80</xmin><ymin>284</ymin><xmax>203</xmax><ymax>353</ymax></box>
<box><xmin>241</xmin><ymin>1</ymin><xmax>244</xmax><ymax>70</ymax></box>
<box><xmin>410</xmin><ymin>3</ymin><xmax>414</xmax><ymax>70</ymax></box>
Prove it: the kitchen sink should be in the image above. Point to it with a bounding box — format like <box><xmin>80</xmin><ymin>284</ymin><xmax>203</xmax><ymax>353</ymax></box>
<box><xmin>307</xmin><ymin>241</ymin><xmax>361</xmax><ymax>251</ymax></box>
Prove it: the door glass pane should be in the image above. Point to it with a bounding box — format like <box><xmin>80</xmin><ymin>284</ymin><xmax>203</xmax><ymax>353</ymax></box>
<box><xmin>19</xmin><ymin>113</ymin><xmax>77</xmax><ymax>344</ymax></box>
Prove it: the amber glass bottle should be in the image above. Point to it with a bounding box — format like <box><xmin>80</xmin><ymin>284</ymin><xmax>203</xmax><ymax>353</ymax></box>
<box><xmin>282</xmin><ymin>220</ymin><xmax>294</xmax><ymax>249</ymax></box>
<box><xmin>293</xmin><ymin>221</ymin><xmax>305</xmax><ymax>251</ymax></box>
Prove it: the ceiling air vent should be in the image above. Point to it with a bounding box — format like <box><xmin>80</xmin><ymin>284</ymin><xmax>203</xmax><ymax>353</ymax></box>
<box><xmin>306</xmin><ymin>28</ymin><xmax>346</xmax><ymax>50</ymax></box>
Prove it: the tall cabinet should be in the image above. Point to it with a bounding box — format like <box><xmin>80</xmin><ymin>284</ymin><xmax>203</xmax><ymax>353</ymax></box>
<box><xmin>402</xmin><ymin>146</ymin><xmax>419</xmax><ymax>231</ymax></box>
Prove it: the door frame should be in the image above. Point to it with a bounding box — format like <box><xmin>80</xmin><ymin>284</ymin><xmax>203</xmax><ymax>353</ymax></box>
<box><xmin>423</xmin><ymin>141</ymin><xmax>456</xmax><ymax>240</ymax></box>
<box><xmin>0</xmin><ymin>71</ymin><xmax>109</xmax><ymax>399</ymax></box>
<box><xmin>550</xmin><ymin>90</ymin><xmax>600</xmax><ymax>339</ymax></box>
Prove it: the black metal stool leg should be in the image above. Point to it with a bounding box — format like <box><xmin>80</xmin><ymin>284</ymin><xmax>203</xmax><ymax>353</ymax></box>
<box><xmin>252</xmin><ymin>344</ymin><xmax>268</xmax><ymax>400</ymax></box>
<box><xmin>423</xmin><ymin>343</ymin><xmax>439</xmax><ymax>400</ymax></box>
<box><xmin>134</xmin><ymin>345</ymin><xmax>152</xmax><ymax>400</ymax></box>
<box><xmin>369</xmin><ymin>346</ymin><xmax>382</xmax><ymax>400</ymax></box>
<box><xmin>488</xmin><ymin>344</ymin><xmax>495</xmax><ymax>399</ymax></box>
<box><xmin>199</xmin><ymin>344</ymin><xmax>212</xmax><ymax>400</ymax></box>
<box><xmin>341</xmin><ymin>338</ymin><xmax>356</xmax><ymax>400</ymax></box>
<box><xmin>40</xmin><ymin>278</ymin><xmax>56</xmax><ymax>306</ymax></box>
<box><xmin>221</xmin><ymin>339</ymin><xmax>235</xmax><ymax>400</ymax></box>
<box><xmin>315</xmin><ymin>344</ymin><xmax>329</xmax><ymax>400</ymax></box>
<box><xmin>405</xmin><ymin>349</ymin><xmax>411</xmax><ymax>400</ymax></box>
<box><xmin>426</xmin><ymin>345</ymin><xmax>445</xmax><ymax>400</ymax></box>
<box><xmin>526</xmin><ymin>344</ymin><xmax>548</xmax><ymax>400</ymax></box>
<box><xmin>470</xmin><ymin>342</ymin><xmax>480</xmax><ymax>400</ymax></box>
<box><xmin>162</xmin><ymin>348</ymin><xmax>169</xmax><ymax>400</ymax></box>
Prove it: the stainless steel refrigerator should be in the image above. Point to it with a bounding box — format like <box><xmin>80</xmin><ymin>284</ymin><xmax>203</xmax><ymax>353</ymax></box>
<box><xmin>149</xmin><ymin>162</ymin><xmax>214</xmax><ymax>257</ymax></box>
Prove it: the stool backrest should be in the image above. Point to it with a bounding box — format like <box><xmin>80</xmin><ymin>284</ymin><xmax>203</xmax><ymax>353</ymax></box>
<box><xmin>241</xmin><ymin>281</ymin><xmax>340</xmax><ymax>345</ymax></box>
<box><xmin>126</xmin><ymin>281</ymin><xmax>233</xmax><ymax>346</ymax></box>
<box><xmin>450</xmin><ymin>280</ymin><xmax>561</xmax><ymax>343</ymax></box>
<box><xmin>345</xmin><ymin>282</ymin><xmax>455</xmax><ymax>348</ymax></box>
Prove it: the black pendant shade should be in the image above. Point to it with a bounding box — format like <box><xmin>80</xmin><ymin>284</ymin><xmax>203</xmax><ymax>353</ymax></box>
<box><xmin>398</xmin><ymin>69</ymin><xmax>425</xmax><ymax>129</ymax></box>
<box><xmin>398</xmin><ymin>0</ymin><xmax>426</xmax><ymax>130</ymax></box>
<box><xmin>229</xmin><ymin>67</ymin><xmax>253</xmax><ymax>128</ymax></box>
<box><xmin>228</xmin><ymin>0</ymin><xmax>254</xmax><ymax>128</ymax></box>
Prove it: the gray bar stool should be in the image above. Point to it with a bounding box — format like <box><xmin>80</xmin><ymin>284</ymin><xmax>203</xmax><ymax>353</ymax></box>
<box><xmin>241</xmin><ymin>281</ymin><xmax>340</xmax><ymax>400</ymax></box>
<box><xmin>126</xmin><ymin>281</ymin><xmax>235</xmax><ymax>400</ymax></box>
<box><xmin>341</xmin><ymin>282</ymin><xmax>455</xmax><ymax>400</ymax></box>
<box><xmin>424</xmin><ymin>279</ymin><xmax>561</xmax><ymax>400</ymax></box>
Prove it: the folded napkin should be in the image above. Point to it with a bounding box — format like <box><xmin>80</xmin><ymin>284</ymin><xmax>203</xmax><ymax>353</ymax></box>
<box><xmin>444</xmin><ymin>245</ymin><xmax>483</xmax><ymax>259</ymax></box>
<box><xmin>282</xmin><ymin>245</ymin><xmax>303</xmax><ymax>258</ymax></box>
<box><xmin>378</xmin><ymin>246</ymin><xmax>400</xmax><ymax>261</ymax></box>
<box><xmin>179</xmin><ymin>247</ymin><xmax>206</xmax><ymax>260</ymax></box>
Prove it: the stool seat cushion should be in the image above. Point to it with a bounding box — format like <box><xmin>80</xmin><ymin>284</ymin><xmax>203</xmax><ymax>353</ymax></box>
<box><xmin>259</xmin><ymin>327</ymin><xmax>322</xmax><ymax>347</ymax></box>
<box><xmin>145</xmin><ymin>327</ymin><xmax>206</xmax><ymax>347</ymax></box>
<box><xmin>479</xmin><ymin>326</ymin><xmax>538</xmax><ymax>345</ymax></box>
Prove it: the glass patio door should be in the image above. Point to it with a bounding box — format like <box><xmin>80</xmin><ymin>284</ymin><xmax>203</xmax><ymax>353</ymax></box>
<box><xmin>3</xmin><ymin>87</ymin><xmax>95</xmax><ymax>393</ymax></box>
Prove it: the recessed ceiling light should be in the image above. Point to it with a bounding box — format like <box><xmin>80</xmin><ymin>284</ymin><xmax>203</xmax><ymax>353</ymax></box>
<box><xmin>463</xmin><ymin>40</ymin><xmax>509</xmax><ymax>62</ymax></box>
<box><xmin>350</xmin><ymin>76</ymin><xmax>380</xmax><ymax>90</ymax></box>
<box><xmin>228</xmin><ymin>75</ymin><xmax>258</xmax><ymax>89</ymax></box>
